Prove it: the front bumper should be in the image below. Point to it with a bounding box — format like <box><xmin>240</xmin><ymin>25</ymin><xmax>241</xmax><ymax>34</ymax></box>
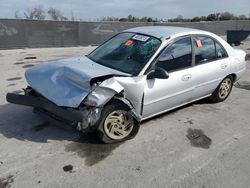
<box><xmin>6</xmin><ymin>91</ymin><xmax>101</xmax><ymax>132</ymax></box>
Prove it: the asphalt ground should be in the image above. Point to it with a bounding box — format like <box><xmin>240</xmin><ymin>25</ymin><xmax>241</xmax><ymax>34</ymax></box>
<box><xmin>0</xmin><ymin>43</ymin><xmax>249</xmax><ymax>188</ymax></box>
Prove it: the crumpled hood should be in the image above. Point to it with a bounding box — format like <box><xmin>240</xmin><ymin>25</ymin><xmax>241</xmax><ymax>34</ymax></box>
<box><xmin>25</xmin><ymin>56</ymin><xmax>127</xmax><ymax>107</ymax></box>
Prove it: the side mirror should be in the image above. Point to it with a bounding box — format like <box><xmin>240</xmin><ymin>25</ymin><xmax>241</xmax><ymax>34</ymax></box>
<box><xmin>147</xmin><ymin>66</ymin><xmax>169</xmax><ymax>80</ymax></box>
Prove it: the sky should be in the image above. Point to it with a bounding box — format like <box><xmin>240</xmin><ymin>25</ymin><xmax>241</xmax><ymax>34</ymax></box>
<box><xmin>0</xmin><ymin>0</ymin><xmax>249</xmax><ymax>20</ymax></box>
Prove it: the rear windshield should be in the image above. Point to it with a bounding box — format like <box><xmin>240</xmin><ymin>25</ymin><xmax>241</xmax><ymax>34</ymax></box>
<box><xmin>88</xmin><ymin>32</ymin><xmax>161</xmax><ymax>75</ymax></box>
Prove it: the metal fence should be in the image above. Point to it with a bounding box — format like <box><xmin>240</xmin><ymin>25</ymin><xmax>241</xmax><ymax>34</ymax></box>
<box><xmin>0</xmin><ymin>19</ymin><xmax>250</xmax><ymax>49</ymax></box>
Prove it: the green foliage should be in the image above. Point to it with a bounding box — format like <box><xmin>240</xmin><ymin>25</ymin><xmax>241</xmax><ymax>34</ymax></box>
<box><xmin>101</xmin><ymin>14</ymin><xmax>158</xmax><ymax>22</ymax></box>
<box><xmin>169</xmin><ymin>12</ymin><xmax>248</xmax><ymax>22</ymax></box>
<box><xmin>106</xmin><ymin>12</ymin><xmax>249</xmax><ymax>23</ymax></box>
<box><xmin>206</xmin><ymin>14</ymin><xmax>218</xmax><ymax>21</ymax></box>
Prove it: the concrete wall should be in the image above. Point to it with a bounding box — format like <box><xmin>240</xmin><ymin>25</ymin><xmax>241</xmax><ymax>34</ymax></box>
<box><xmin>0</xmin><ymin>19</ymin><xmax>250</xmax><ymax>49</ymax></box>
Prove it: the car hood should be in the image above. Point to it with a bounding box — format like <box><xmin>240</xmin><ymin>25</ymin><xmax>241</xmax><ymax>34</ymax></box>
<box><xmin>25</xmin><ymin>56</ymin><xmax>128</xmax><ymax>107</ymax></box>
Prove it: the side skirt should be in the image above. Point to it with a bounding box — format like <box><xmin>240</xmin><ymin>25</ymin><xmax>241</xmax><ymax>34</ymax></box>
<box><xmin>141</xmin><ymin>94</ymin><xmax>212</xmax><ymax>121</ymax></box>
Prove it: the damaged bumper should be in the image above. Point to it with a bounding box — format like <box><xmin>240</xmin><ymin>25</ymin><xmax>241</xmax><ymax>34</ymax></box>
<box><xmin>6</xmin><ymin>90</ymin><xmax>102</xmax><ymax>132</ymax></box>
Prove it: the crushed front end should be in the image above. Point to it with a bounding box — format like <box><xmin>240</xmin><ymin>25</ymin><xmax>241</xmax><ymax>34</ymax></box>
<box><xmin>6</xmin><ymin>55</ymin><xmax>146</xmax><ymax>133</ymax></box>
<box><xmin>6</xmin><ymin>87</ymin><xmax>103</xmax><ymax>132</ymax></box>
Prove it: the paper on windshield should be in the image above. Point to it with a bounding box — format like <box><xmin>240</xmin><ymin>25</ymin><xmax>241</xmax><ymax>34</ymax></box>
<box><xmin>132</xmin><ymin>34</ymin><xmax>150</xmax><ymax>42</ymax></box>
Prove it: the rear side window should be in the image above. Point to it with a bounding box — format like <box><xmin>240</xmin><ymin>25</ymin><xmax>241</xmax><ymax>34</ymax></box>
<box><xmin>193</xmin><ymin>36</ymin><xmax>216</xmax><ymax>65</ymax></box>
<box><xmin>215</xmin><ymin>42</ymin><xmax>227</xmax><ymax>59</ymax></box>
<box><xmin>156</xmin><ymin>37</ymin><xmax>192</xmax><ymax>72</ymax></box>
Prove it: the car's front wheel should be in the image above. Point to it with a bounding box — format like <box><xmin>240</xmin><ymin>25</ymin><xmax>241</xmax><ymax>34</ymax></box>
<box><xmin>97</xmin><ymin>103</ymin><xmax>140</xmax><ymax>143</ymax></box>
<box><xmin>210</xmin><ymin>75</ymin><xmax>233</xmax><ymax>102</ymax></box>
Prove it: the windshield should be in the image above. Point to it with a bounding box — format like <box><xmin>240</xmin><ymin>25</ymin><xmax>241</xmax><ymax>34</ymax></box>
<box><xmin>88</xmin><ymin>32</ymin><xmax>161</xmax><ymax>75</ymax></box>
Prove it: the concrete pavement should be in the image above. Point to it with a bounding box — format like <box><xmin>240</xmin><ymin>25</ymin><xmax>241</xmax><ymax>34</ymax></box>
<box><xmin>0</xmin><ymin>43</ymin><xmax>249</xmax><ymax>188</ymax></box>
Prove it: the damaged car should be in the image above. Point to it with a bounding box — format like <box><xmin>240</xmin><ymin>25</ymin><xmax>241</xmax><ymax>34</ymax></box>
<box><xmin>7</xmin><ymin>26</ymin><xmax>247</xmax><ymax>143</ymax></box>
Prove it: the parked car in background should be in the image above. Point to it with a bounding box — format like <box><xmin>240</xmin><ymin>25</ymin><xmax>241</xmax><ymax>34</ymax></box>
<box><xmin>7</xmin><ymin>26</ymin><xmax>247</xmax><ymax>143</ymax></box>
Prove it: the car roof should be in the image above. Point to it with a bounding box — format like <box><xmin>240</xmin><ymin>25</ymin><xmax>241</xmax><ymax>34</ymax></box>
<box><xmin>124</xmin><ymin>26</ymin><xmax>207</xmax><ymax>39</ymax></box>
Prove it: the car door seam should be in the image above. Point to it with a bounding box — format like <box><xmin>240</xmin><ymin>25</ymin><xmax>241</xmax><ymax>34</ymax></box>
<box><xmin>144</xmin><ymin>87</ymin><xmax>195</xmax><ymax>106</ymax></box>
<box><xmin>195</xmin><ymin>77</ymin><xmax>223</xmax><ymax>89</ymax></box>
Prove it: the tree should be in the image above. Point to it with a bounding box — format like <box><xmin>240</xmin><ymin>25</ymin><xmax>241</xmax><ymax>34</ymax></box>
<box><xmin>24</xmin><ymin>5</ymin><xmax>45</xmax><ymax>20</ymax></box>
<box><xmin>71</xmin><ymin>12</ymin><xmax>75</xmax><ymax>21</ymax></box>
<box><xmin>191</xmin><ymin>17</ymin><xmax>201</xmax><ymax>22</ymax></box>
<box><xmin>127</xmin><ymin>14</ymin><xmax>140</xmax><ymax>22</ymax></box>
<box><xmin>216</xmin><ymin>13</ymin><xmax>221</xmax><ymax>21</ymax></box>
<box><xmin>127</xmin><ymin>14</ymin><xmax>133</xmax><ymax>22</ymax></box>
<box><xmin>206</xmin><ymin>14</ymin><xmax>217</xmax><ymax>21</ymax></box>
<box><xmin>220</xmin><ymin>12</ymin><xmax>234</xmax><ymax>20</ymax></box>
<box><xmin>24</xmin><ymin>9</ymin><xmax>35</xmax><ymax>19</ymax></box>
<box><xmin>238</xmin><ymin>14</ymin><xmax>247</xmax><ymax>20</ymax></box>
<box><xmin>48</xmin><ymin>7</ymin><xmax>68</xmax><ymax>21</ymax></box>
<box><xmin>119</xmin><ymin>18</ymin><xmax>128</xmax><ymax>22</ymax></box>
<box><xmin>200</xmin><ymin>16</ymin><xmax>207</xmax><ymax>21</ymax></box>
<box><xmin>176</xmin><ymin>15</ymin><xmax>184</xmax><ymax>22</ymax></box>
<box><xmin>14</xmin><ymin>11</ymin><xmax>21</xmax><ymax>19</ymax></box>
<box><xmin>147</xmin><ymin>17</ymin><xmax>153</xmax><ymax>22</ymax></box>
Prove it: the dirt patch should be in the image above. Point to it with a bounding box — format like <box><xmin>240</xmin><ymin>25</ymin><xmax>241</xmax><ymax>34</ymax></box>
<box><xmin>7</xmin><ymin>83</ymin><xmax>16</xmax><ymax>87</ymax></box>
<box><xmin>32</xmin><ymin>122</ymin><xmax>50</xmax><ymax>132</ymax></box>
<box><xmin>14</xmin><ymin>62</ymin><xmax>26</xmax><ymax>65</ymax></box>
<box><xmin>65</xmin><ymin>132</ymin><xmax>121</xmax><ymax>166</ymax></box>
<box><xmin>184</xmin><ymin>120</ymin><xmax>193</xmax><ymax>125</ymax></box>
<box><xmin>15</xmin><ymin>61</ymin><xmax>39</xmax><ymax>65</ymax></box>
<box><xmin>128</xmin><ymin>165</ymin><xmax>142</xmax><ymax>173</ymax></box>
<box><xmin>0</xmin><ymin>175</ymin><xmax>14</xmax><ymax>188</ymax></box>
<box><xmin>24</xmin><ymin>56</ymin><xmax>37</xmax><ymax>60</ymax></box>
<box><xmin>235</xmin><ymin>81</ymin><xmax>250</xmax><ymax>90</ymax></box>
<box><xmin>186</xmin><ymin>128</ymin><xmax>212</xmax><ymax>149</ymax></box>
<box><xmin>7</xmin><ymin>77</ymin><xmax>22</xmax><ymax>81</ymax></box>
<box><xmin>63</xmin><ymin>165</ymin><xmax>74</xmax><ymax>173</ymax></box>
<box><xmin>135</xmin><ymin>166</ymin><xmax>141</xmax><ymax>172</ymax></box>
<box><xmin>22</xmin><ymin>64</ymin><xmax>35</xmax><ymax>68</ymax></box>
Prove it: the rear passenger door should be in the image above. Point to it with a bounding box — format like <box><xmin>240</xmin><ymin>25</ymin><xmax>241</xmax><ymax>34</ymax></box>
<box><xmin>190</xmin><ymin>35</ymin><xmax>230</xmax><ymax>99</ymax></box>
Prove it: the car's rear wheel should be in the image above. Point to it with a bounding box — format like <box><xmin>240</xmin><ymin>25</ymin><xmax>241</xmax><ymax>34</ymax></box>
<box><xmin>210</xmin><ymin>75</ymin><xmax>233</xmax><ymax>102</ymax></box>
<box><xmin>97</xmin><ymin>103</ymin><xmax>140</xmax><ymax>143</ymax></box>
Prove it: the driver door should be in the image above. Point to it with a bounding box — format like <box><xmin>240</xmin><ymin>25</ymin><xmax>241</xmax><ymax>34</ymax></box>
<box><xmin>142</xmin><ymin>37</ymin><xmax>196</xmax><ymax>119</ymax></box>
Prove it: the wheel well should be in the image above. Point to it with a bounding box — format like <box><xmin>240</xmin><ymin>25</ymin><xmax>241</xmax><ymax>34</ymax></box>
<box><xmin>228</xmin><ymin>74</ymin><xmax>237</xmax><ymax>82</ymax></box>
<box><xmin>103</xmin><ymin>97</ymin><xmax>131</xmax><ymax>112</ymax></box>
<box><xmin>104</xmin><ymin>97</ymin><xmax>141</xmax><ymax>123</ymax></box>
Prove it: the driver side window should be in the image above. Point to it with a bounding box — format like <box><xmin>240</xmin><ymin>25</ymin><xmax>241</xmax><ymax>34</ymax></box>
<box><xmin>156</xmin><ymin>37</ymin><xmax>192</xmax><ymax>72</ymax></box>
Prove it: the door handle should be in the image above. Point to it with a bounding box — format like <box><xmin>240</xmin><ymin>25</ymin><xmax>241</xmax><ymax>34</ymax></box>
<box><xmin>182</xmin><ymin>74</ymin><xmax>192</xmax><ymax>81</ymax></box>
<box><xmin>221</xmin><ymin>63</ymin><xmax>228</xmax><ymax>69</ymax></box>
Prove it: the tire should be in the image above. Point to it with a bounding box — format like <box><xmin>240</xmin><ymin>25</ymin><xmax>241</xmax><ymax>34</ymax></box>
<box><xmin>210</xmin><ymin>75</ymin><xmax>233</xmax><ymax>103</ymax></box>
<box><xmin>97</xmin><ymin>103</ymin><xmax>140</xmax><ymax>143</ymax></box>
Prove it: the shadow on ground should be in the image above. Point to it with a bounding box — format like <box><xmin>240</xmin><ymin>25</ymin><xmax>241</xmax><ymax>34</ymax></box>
<box><xmin>235</xmin><ymin>81</ymin><xmax>250</xmax><ymax>90</ymax></box>
<box><xmin>0</xmin><ymin>104</ymin><xmax>122</xmax><ymax>166</ymax></box>
<box><xmin>0</xmin><ymin>97</ymin><xmax>216</xmax><ymax>166</ymax></box>
<box><xmin>0</xmin><ymin>104</ymin><xmax>79</xmax><ymax>143</ymax></box>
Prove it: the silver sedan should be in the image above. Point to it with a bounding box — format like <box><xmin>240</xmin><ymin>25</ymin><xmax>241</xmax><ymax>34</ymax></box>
<box><xmin>7</xmin><ymin>26</ymin><xmax>247</xmax><ymax>143</ymax></box>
